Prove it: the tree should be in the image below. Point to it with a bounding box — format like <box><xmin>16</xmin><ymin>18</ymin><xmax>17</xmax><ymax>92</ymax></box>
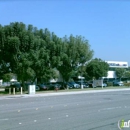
<box><xmin>115</xmin><ymin>68</ymin><xmax>126</xmax><ymax>80</ymax></box>
<box><xmin>29</xmin><ymin>30</ymin><xmax>61</xmax><ymax>83</ymax></box>
<box><xmin>0</xmin><ymin>22</ymin><xmax>94</xmax><ymax>86</ymax></box>
<box><xmin>2</xmin><ymin>73</ymin><xmax>14</xmax><ymax>82</ymax></box>
<box><xmin>76</xmin><ymin>65</ymin><xmax>88</xmax><ymax>79</ymax></box>
<box><xmin>124</xmin><ymin>71</ymin><xmax>130</xmax><ymax>79</ymax></box>
<box><xmin>86</xmin><ymin>58</ymin><xmax>109</xmax><ymax>80</ymax></box>
<box><xmin>57</xmin><ymin>35</ymin><xmax>93</xmax><ymax>82</ymax></box>
<box><xmin>16</xmin><ymin>52</ymin><xmax>35</xmax><ymax>90</ymax></box>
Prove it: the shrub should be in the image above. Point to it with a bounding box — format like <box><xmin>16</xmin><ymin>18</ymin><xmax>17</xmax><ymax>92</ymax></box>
<box><xmin>107</xmin><ymin>82</ymin><xmax>113</xmax><ymax>86</ymax></box>
<box><xmin>124</xmin><ymin>83</ymin><xmax>130</xmax><ymax>87</ymax></box>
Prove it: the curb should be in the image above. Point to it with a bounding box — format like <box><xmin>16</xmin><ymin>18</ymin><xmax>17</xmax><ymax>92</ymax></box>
<box><xmin>1</xmin><ymin>88</ymin><xmax>130</xmax><ymax>99</ymax></box>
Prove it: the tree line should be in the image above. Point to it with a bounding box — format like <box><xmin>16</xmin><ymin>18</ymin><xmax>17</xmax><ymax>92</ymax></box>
<box><xmin>0</xmin><ymin>22</ymin><xmax>97</xmax><ymax>87</ymax></box>
<box><xmin>4</xmin><ymin>22</ymin><xmax>130</xmax><ymax>87</ymax></box>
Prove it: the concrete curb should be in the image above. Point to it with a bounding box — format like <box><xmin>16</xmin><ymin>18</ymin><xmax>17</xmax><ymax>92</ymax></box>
<box><xmin>1</xmin><ymin>88</ymin><xmax>130</xmax><ymax>99</ymax></box>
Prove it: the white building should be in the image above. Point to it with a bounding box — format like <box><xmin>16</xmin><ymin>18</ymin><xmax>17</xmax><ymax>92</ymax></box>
<box><xmin>105</xmin><ymin>61</ymin><xmax>128</xmax><ymax>78</ymax></box>
<box><xmin>106</xmin><ymin>61</ymin><xmax>128</xmax><ymax>68</ymax></box>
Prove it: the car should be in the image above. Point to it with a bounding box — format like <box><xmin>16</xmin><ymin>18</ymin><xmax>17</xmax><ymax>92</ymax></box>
<box><xmin>102</xmin><ymin>83</ymin><xmax>107</xmax><ymax>87</ymax></box>
<box><xmin>113</xmin><ymin>81</ymin><xmax>124</xmax><ymax>86</ymax></box>
<box><xmin>45</xmin><ymin>82</ymin><xmax>61</xmax><ymax>90</ymax></box>
<box><xmin>55</xmin><ymin>82</ymin><xmax>65</xmax><ymax>89</ymax></box>
<box><xmin>75</xmin><ymin>81</ymin><xmax>89</xmax><ymax>88</ymax></box>
<box><xmin>68</xmin><ymin>82</ymin><xmax>80</xmax><ymax>89</ymax></box>
<box><xmin>82</xmin><ymin>82</ymin><xmax>89</xmax><ymax>88</ymax></box>
<box><xmin>66</xmin><ymin>82</ymin><xmax>74</xmax><ymax>89</ymax></box>
<box><xmin>38</xmin><ymin>84</ymin><xmax>48</xmax><ymax>90</ymax></box>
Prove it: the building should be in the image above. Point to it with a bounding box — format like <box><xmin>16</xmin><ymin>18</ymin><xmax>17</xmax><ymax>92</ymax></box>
<box><xmin>104</xmin><ymin>61</ymin><xmax>128</xmax><ymax>79</ymax></box>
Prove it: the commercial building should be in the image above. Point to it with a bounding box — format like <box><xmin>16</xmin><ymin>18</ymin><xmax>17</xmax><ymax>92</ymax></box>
<box><xmin>104</xmin><ymin>61</ymin><xmax>128</xmax><ymax>79</ymax></box>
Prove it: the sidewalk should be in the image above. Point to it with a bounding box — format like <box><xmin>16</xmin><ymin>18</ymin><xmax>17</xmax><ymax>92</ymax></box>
<box><xmin>1</xmin><ymin>88</ymin><xmax>130</xmax><ymax>99</ymax></box>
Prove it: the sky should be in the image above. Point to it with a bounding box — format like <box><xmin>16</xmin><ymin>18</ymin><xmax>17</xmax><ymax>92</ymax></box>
<box><xmin>0</xmin><ymin>0</ymin><xmax>130</xmax><ymax>64</ymax></box>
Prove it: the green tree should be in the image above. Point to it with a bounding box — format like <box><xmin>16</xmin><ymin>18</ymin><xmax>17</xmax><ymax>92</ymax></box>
<box><xmin>124</xmin><ymin>71</ymin><xmax>130</xmax><ymax>79</ymax></box>
<box><xmin>0</xmin><ymin>22</ymin><xmax>94</xmax><ymax>86</ymax></box>
<box><xmin>86</xmin><ymin>58</ymin><xmax>109</xmax><ymax>80</ymax></box>
<box><xmin>115</xmin><ymin>68</ymin><xmax>126</xmax><ymax>80</ymax></box>
<box><xmin>57</xmin><ymin>35</ymin><xmax>93</xmax><ymax>82</ymax></box>
<box><xmin>16</xmin><ymin>52</ymin><xmax>35</xmax><ymax>90</ymax></box>
<box><xmin>29</xmin><ymin>30</ymin><xmax>61</xmax><ymax>83</ymax></box>
<box><xmin>2</xmin><ymin>73</ymin><xmax>14</xmax><ymax>82</ymax></box>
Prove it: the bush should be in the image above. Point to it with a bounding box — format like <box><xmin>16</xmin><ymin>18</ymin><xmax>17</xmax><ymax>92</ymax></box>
<box><xmin>107</xmin><ymin>82</ymin><xmax>113</xmax><ymax>86</ymax></box>
<box><xmin>124</xmin><ymin>83</ymin><xmax>130</xmax><ymax>87</ymax></box>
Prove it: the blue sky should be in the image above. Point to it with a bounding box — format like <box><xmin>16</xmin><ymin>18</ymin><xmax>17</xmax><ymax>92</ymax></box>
<box><xmin>1</xmin><ymin>0</ymin><xmax>130</xmax><ymax>64</ymax></box>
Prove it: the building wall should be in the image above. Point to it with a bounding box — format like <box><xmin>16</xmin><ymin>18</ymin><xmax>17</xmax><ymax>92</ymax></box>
<box><xmin>106</xmin><ymin>61</ymin><xmax>128</xmax><ymax>68</ymax></box>
<box><xmin>107</xmin><ymin>71</ymin><xmax>117</xmax><ymax>78</ymax></box>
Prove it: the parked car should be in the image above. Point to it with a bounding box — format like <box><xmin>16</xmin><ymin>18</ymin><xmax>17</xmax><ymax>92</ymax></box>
<box><xmin>68</xmin><ymin>82</ymin><xmax>80</xmax><ymax>89</ymax></box>
<box><xmin>66</xmin><ymin>82</ymin><xmax>74</xmax><ymax>89</ymax></box>
<box><xmin>38</xmin><ymin>84</ymin><xmax>48</xmax><ymax>90</ymax></box>
<box><xmin>55</xmin><ymin>82</ymin><xmax>65</xmax><ymax>89</ymax></box>
<box><xmin>113</xmin><ymin>81</ymin><xmax>124</xmax><ymax>86</ymax></box>
<box><xmin>102</xmin><ymin>83</ymin><xmax>107</xmax><ymax>87</ymax></box>
<box><xmin>45</xmin><ymin>82</ymin><xmax>61</xmax><ymax>90</ymax></box>
<box><xmin>83</xmin><ymin>82</ymin><xmax>89</xmax><ymax>88</ymax></box>
<box><xmin>75</xmin><ymin>81</ymin><xmax>89</xmax><ymax>88</ymax></box>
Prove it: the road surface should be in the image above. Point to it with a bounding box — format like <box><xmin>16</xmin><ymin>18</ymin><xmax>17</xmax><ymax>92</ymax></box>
<box><xmin>0</xmin><ymin>90</ymin><xmax>130</xmax><ymax>130</ymax></box>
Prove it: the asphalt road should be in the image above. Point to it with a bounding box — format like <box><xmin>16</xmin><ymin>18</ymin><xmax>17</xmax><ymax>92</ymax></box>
<box><xmin>0</xmin><ymin>90</ymin><xmax>130</xmax><ymax>130</ymax></box>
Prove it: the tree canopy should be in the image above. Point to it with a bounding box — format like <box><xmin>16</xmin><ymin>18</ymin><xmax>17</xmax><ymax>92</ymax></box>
<box><xmin>115</xmin><ymin>68</ymin><xmax>126</xmax><ymax>79</ymax></box>
<box><xmin>85</xmin><ymin>58</ymin><xmax>109</xmax><ymax>80</ymax></box>
<box><xmin>0</xmin><ymin>22</ymin><xmax>94</xmax><ymax>84</ymax></box>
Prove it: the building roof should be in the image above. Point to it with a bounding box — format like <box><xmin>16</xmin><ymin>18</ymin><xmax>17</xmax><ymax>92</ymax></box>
<box><xmin>105</xmin><ymin>61</ymin><xmax>128</xmax><ymax>68</ymax></box>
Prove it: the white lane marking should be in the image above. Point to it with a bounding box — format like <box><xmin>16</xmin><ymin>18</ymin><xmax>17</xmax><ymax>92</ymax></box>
<box><xmin>18</xmin><ymin>110</ymin><xmax>21</xmax><ymax>112</ymax></box>
<box><xmin>0</xmin><ymin>118</ymin><xmax>9</xmax><ymax>121</ymax></box>
<box><xmin>115</xmin><ymin>106</ymin><xmax>122</xmax><ymax>109</ymax></box>
<box><xmin>125</xmin><ymin>106</ymin><xmax>130</xmax><ymax>108</ymax></box>
<box><xmin>19</xmin><ymin>123</ymin><xmax>22</xmax><ymax>125</ymax></box>
<box><xmin>77</xmin><ymin>104</ymin><xmax>79</xmax><ymax>105</ymax></box>
<box><xmin>36</xmin><ymin>108</ymin><xmax>38</xmax><ymax>110</ymax></box>
<box><xmin>34</xmin><ymin>120</ymin><xmax>37</xmax><ymax>122</ymax></box>
<box><xmin>48</xmin><ymin>118</ymin><xmax>51</xmax><ymax>120</ymax></box>
<box><xmin>99</xmin><ymin>106</ymin><xmax>122</xmax><ymax>111</ymax></box>
<box><xmin>66</xmin><ymin>115</ymin><xmax>69</xmax><ymax>117</ymax></box>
